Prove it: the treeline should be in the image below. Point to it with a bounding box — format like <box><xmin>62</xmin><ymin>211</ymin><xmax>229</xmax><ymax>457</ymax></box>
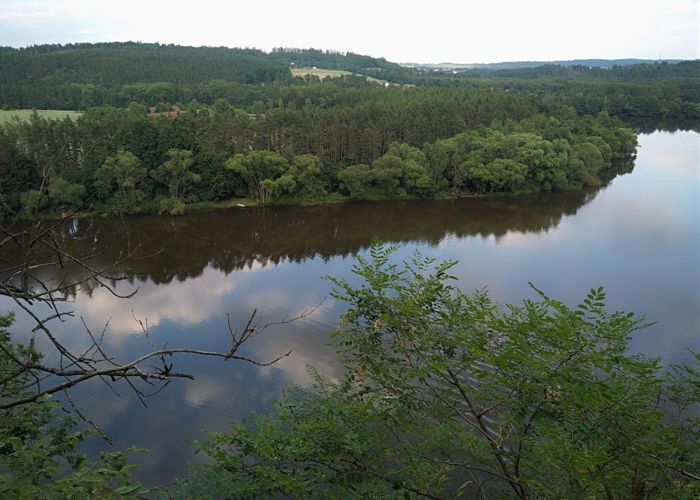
<box><xmin>380</xmin><ymin>61</ymin><xmax>700</xmax><ymax>122</ymax></box>
<box><xmin>269</xmin><ymin>47</ymin><xmax>403</xmax><ymax>74</ymax></box>
<box><xmin>0</xmin><ymin>93</ymin><xmax>635</xmax><ymax>215</ymax></box>
<box><xmin>0</xmin><ymin>42</ymin><xmax>290</xmax><ymax>86</ymax></box>
<box><xmin>465</xmin><ymin>63</ymin><xmax>700</xmax><ymax>121</ymax></box>
<box><xmin>0</xmin><ymin>42</ymin><xmax>410</xmax><ymax>110</ymax></box>
<box><xmin>461</xmin><ymin>60</ymin><xmax>700</xmax><ymax>80</ymax></box>
<box><xmin>0</xmin><ymin>43</ymin><xmax>290</xmax><ymax>109</ymax></box>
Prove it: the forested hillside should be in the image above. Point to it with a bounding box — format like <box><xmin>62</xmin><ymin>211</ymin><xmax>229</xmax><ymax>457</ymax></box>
<box><xmin>1</xmin><ymin>43</ymin><xmax>697</xmax><ymax>123</ymax></box>
<box><xmin>0</xmin><ymin>43</ymin><xmax>405</xmax><ymax>109</ymax></box>
<box><xmin>0</xmin><ymin>42</ymin><xmax>290</xmax><ymax>85</ymax></box>
<box><xmin>382</xmin><ymin>61</ymin><xmax>700</xmax><ymax>122</ymax></box>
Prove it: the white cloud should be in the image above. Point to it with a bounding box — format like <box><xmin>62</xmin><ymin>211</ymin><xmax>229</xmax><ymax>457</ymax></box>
<box><xmin>0</xmin><ymin>5</ymin><xmax>58</xmax><ymax>27</ymax></box>
<box><xmin>0</xmin><ymin>0</ymin><xmax>696</xmax><ymax>62</ymax></box>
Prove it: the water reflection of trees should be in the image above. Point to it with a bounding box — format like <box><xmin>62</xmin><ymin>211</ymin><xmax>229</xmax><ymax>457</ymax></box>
<box><xmin>624</xmin><ymin>117</ymin><xmax>699</xmax><ymax>134</ymax></box>
<box><xmin>33</xmin><ymin>186</ymin><xmax>609</xmax><ymax>291</ymax></box>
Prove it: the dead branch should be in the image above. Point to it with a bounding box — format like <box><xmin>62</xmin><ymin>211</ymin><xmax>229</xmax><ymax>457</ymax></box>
<box><xmin>0</xmin><ymin>165</ymin><xmax>310</xmax><ymax>419</ymax></box>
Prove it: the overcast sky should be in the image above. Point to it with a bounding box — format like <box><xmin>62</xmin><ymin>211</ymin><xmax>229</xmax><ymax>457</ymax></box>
<box><xmin>0</xmin><ymin>0</ymin><xmax>697</xmax><ymax>63</ymax></box>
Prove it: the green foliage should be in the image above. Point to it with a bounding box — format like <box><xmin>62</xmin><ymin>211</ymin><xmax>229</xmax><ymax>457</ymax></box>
<box><xmin>261</xmin><ymin>174</ymin><xmax>296</xmax><ymax>199</ymax></box>
<box><xmin>48</xmin><ymin>177</ymin><xmax>86</xmax><ymax>210</ymax></box>
<box><xmin>226</xmin><ymin>150</ymin><xmax>290</xmax><ymax>204</ymax></box>
<box><xmin>467</xmin><ymin>158</ymin><xmax>529</xmax><ymax>194</ymax></box>
<box><xmin>185</xmin><ymin>245</ymin><xmax>699</xmax><ymax>499</ymax></box>
<box><xmin>0</xmin><ymin>312</ymin><xmax>144</xmax><ymax>499</ymax></box>
<box><xmin>190</xmin><ymin>151</ymin><xmax>245</xmax><ymax>201</ymax></box>
<box><xmin>292</xmin><ymin>154</ymin><xmax>329</xmax><ymax>198</ymax></box>
<box><xmin>19</xmin><ymin>190</ymin><xmax>48</xmax><ymax>218</ymax></box>
<box><xmin>428</xmin><ymin>119</ymin><xmax>637</xmax><ymax>195</ymax></box>
<box><xmin>337</xmin><ymin>163</ymin><xmax>373</xmax><ymax>199</ymax></box>
<box><xmin>0</xmin><ymin>42</ymin><xmax>290</xmax><ymax>109</ymax></box>
<box><xmin>150</xmin><ymin>149</ymin><xmax>201</xmax><ymax>214</ymax></box>
<box><xmin>371</xmin><ymin>142</ymin><xmax>433</xmax><ymax>197</ymax></box>
<box><xmin>0</xmin><ymin>131</ymin><xmax>39</xmax><ymax>215</ymax></box>
<box><xmin>93</xmin><ymin>149</ymin><xmax>148</xmax><ymax>215</ymax></box>
<box><xmin>157</xmin><ymin>197</ymin><xmax>187</xmax><ymax>216</ymax></box>
<box><xmin>183</xmin><ymin>376</ymin><xmax>400</xmax><ymax>499</ymax></box>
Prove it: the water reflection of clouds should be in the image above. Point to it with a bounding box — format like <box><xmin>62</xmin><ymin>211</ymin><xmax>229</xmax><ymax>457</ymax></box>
<box><xmin>256</xmin><ymin>321</ymin><xmax>343</xmax><ymax>387</ymax></box>
<box><xmin>592</xmin><ymin>195</ymin><xmax>689</xmax><ymax>245</ymax></box>
<box><xmin>76</xmin><ymin>263</ymin><xmax>266</xmax><ymax>335</ymax></box>
<box><xmin>639</xmin><ymin>131</ymin><xmax>699</xmax><ymax>178</ymax></box>
<box><xmin>73</xmin><ymin>255</ymin><xmax>345</xmax><ymax>408</ymax></box>
<box><xmin>184</xmin><ymin>375</ymin><xmax>235</xmax><ymax>409</ymax></box>
<box><xmin>69</xmin><ymin>379</ymin><xmax>132</xmax><ymax>428</ymax></box>
<box><xmin>243</xmin><ymin>288</ymin><xmax>292</xmax><ymax>314</ymax></box>
<box><xmin>240</xmin><ymin>288</ymin><xmax>343</xmax><ymax>386</ymax></box>
<box><xmin>494</xmin><ymin>228</ymin><xmax>568</xmax><ymax>250</ymax></box>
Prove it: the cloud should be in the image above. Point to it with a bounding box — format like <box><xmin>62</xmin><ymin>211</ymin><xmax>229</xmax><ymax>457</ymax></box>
<box><xmin>0</xmin><ymin>5</ymin><xmax>57</xmax><ymax>27</ymax></box>
<box><xmin>0</xmin><ymin>1</ymin><xmax>122</xmax><ymax>45</ymax></box>
<box><xmin>1</xmin><ymin>0</ymin><xmax>697</xmax><ymax>61</ymax></box>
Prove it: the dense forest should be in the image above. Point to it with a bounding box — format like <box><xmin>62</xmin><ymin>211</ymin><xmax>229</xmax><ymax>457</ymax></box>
<box><xmin>0</xmin><ymin>95</ymin><xmax>635</xmax><ymax>215</ymax></box>
<box><xmin>0</xmin><ymin>42</ymin><xmax>696</xmax><ymax>216</ymax></box>
<box><xmin>1</xmin><ymin>43</ymin><xmax>697</xmax><ymax>122</ymax></box>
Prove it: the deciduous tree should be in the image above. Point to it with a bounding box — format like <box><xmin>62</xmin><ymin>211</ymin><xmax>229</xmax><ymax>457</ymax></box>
<box><xmin>150</xmin><ymin>149</ymin><xmax>201</xmax><ymax>215</ymax></box>
<box><xmin>93</xmin><ymin>149</ymin><xmax>148</xmax><ymax>215</ymax></box>
<box><xmin>226</xmin><ymin>150</ymin><xmax>289</xmax><ymax>204</ymax></box>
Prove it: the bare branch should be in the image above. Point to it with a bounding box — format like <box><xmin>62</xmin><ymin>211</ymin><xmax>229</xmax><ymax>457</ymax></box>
<box><xmin>1</xmin><ymin>185</ymin><xmax>304</xmax><ymax>419</ymax></box>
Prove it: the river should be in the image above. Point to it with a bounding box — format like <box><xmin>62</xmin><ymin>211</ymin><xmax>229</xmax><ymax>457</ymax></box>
<box><xmin>2</xmin><ymin>130</ymin><xmax>698</xmax><ymax>484</ymax></box>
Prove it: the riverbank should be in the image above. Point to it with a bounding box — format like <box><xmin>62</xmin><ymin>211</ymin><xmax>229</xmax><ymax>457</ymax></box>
<box><xmin>39</xmin><ymin>187</ymin><xmax>576</xmax><ymax>219</ymax></box>
<box><xmin>24</xmin><ymin>148</ymin><xmax>637</xmax><ymax>221</ymax></box>
<box><xmin>33</xmin><ymin>191</ymin><xmax>465</xmax><ymax>219</ymax></box>
<box><xmin>33</xmin><ymin>176</ymin><xmax>629</xmax><ymax>220</ymax></box>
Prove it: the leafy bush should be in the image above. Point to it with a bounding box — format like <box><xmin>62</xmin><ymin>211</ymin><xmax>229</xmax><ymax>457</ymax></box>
<box><xmin>185</xmin><ymin>245</ymin><xmax>699</xmax><ymax>498</ymax></box>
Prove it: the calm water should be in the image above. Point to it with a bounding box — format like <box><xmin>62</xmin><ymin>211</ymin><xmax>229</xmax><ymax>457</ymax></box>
<box><xmin>3</xmin><ymin>130</ymin><xmax>698</xmax><ymax>484</ymax></box>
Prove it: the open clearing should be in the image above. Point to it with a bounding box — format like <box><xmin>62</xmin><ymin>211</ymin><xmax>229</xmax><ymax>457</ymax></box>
<box><xmin>291</xmin><ymin>67</ymin><xmax>388</xmax><ymax>85</ymax></box>
<box><xmin>0</xmin><ymin>109</ymin><xmax>82</xmax><ymax>124</ymax></box>
<box><xmin>291</xmin><ymin>67</ymin><xmax>354</xmax><ymax>79</ymax></box>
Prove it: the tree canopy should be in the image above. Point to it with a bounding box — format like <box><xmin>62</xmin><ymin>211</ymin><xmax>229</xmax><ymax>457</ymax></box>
<box><xmin>1</xmin><ymin>104</ymin><xmax>638</xmax><ymax>215</ymax></box>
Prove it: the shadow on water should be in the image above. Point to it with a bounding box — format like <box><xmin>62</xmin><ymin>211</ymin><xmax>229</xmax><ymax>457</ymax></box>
<box><xmin>51</xmin><ymin>187</ymin><xmax>604</xmax><ymax>289</ymax></box>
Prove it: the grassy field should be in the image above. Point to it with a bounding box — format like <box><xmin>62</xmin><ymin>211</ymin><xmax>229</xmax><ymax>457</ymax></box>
<box><xmin>291</xmin><ymin>67</ymin><xmax>388</xmax><ymax>85</ymax></box>
<box><xmin>0</xmin><ymin>109</ymin><xmax>82</xmax><ymax>124</ymax></box>
<box><xmin>291</xmin><ymin>67</ymin><xmax>353</xmax><ymax>79</ymax></box>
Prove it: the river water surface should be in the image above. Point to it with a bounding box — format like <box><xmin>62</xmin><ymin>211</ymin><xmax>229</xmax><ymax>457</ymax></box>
<box><xmin>2</xmin><ymin>130</ymin><xmax>698</xmax><ymax>484</ymax></box>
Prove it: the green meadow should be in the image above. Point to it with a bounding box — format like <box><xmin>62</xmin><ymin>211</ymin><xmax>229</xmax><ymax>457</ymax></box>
<box><xmin>0</xmin><ymin>109</ymin><xmax>82</xmax><ymax>124</ymax></box>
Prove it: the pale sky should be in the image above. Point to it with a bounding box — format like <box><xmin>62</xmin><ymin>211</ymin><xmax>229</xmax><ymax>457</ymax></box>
<box><xmin>0</xmin><ymin>0</ymin><xmax>697</xmax><ymax>63</ymax></box>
